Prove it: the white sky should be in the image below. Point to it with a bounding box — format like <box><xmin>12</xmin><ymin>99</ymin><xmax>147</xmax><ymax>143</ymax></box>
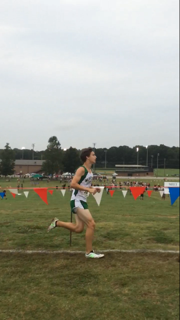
<box><xmin>0</xmin><ymin>0</ymin><xmax>179</xmax><ymax>150</ymax></box>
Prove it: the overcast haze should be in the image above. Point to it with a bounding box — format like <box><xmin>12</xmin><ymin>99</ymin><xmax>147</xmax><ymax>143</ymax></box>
<box><xmin>0</xmin><ymin>0</ymin><xmax>179</xmax><ymax>151</ymax></box>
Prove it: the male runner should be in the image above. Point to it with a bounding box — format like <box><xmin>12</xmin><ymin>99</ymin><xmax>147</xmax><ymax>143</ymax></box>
<box><xmin>48</xmin><ymin>147</ymin><xmax>104</xmax><ymax>259</ymax></box>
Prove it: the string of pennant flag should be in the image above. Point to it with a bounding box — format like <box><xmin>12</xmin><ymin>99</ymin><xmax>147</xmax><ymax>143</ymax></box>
<box><xmin>0</xmin><ymin>186</ymin><xmax>179</xmax><ymax>206</ymax></box>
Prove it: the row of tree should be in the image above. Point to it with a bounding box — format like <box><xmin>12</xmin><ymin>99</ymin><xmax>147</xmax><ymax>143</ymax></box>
<box><xmin>0</xmin><ymin>137</ymin><xmax>179</xmax><ymax>176</ymax></box>
<box><xmin>0</xmin><ymin>138</ymin><xmax>81</xmax><ymax>176</ymax></box>
<box><xmin>41</xmin><ymin>137</ymin><xmax>81</xmax><ymax>174</ymax></box>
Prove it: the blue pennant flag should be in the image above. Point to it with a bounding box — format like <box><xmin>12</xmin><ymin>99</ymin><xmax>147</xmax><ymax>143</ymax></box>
<box><xmin>169</xmin><ymin>187</ymin><xmax>180</xmax><ymax>205</ymax></box>
<box><xmin>0</xmin><ymin>192</ymin><xmax>5</xmax><ymax>199</ymax></box>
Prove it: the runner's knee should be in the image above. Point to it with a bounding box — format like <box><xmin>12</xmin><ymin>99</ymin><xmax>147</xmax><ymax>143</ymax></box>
<box><xmin>88</xmin><ymin>219</ymin><xmax>95</xmax><ymax>230</ymax></box>
<box><xmin>75</xmin><ymin>225</ymin><xmax>84</xmax><ymax>233</ymax></box>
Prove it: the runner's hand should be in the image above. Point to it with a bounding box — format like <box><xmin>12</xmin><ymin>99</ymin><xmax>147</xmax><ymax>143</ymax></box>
<box><xmin>88</xmin><ymin>188</ymin><xmax>97</xmax><ymax>195</ymax></box>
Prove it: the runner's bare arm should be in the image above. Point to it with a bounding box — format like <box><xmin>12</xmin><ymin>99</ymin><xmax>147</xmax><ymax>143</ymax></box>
<box><xmin>70</xmin><ymin>168</ymin><xmax>97</xmax><ymax>194</ymax></box>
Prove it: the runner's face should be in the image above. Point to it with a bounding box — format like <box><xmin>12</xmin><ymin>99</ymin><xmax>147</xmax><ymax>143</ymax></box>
<box><xmin>88</xmin><ymin>151</ymin><xmax>96</xmax><ymax>164</ymax></box>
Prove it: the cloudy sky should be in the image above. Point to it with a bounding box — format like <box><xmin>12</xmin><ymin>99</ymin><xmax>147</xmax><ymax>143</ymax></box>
<box><xmin>0</xmin><ymin>0</ymin><xmax>179</xmax><ymax>151</ymax></box>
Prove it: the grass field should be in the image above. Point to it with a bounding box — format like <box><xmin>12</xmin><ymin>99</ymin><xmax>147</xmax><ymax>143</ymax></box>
<box><xmin>95</xmin><ymin>168</ymin><xmax>179</xmax><ymax>177</ymax></box>
<box><xmin>154</xmin><ymin>168</ymin><xmax>179</xmax><ymax>177</ymax></box>
<box><xmin>0</xmin><ymin>178</ymin><xmax>179</xmax><ymax>320</ymax></box>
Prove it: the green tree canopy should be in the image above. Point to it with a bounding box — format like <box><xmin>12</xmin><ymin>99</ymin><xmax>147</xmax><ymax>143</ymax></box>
<box><xmin>42</xmin><ymin>136</ymin><xmax>63</xmax><ymax>174</ymax></box>
<box><xmin>63</xmin><ymin>147</ymin><xmax>81</xmax><ymax>173</ymax></box>
<box><xmin>0</xmin><ymin>143</ymin><xmax>15</xmax><ymax>176</ymax></box>
<box><xmin>47</xmin><ymin>136</ymin><xmax>61</xmax><ymax>150</ymax></box>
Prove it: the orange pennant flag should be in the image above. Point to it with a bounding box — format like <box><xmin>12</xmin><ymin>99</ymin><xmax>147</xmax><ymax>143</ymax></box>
<box><xmin>11</xmin><ymin>193</ymin><xmax>16</xmax><ymax>198</ymax></box>
<box><xmin>109</xmin><ymin>190</ymin><xmax>115</xmax><ymax>197</ymax></box>
<box><xmin>34</xmin><ymin>188</ymin><xmax>48</xmax><ymax>205</ymax></box>
<box><xmin>130</xmin><ymin>187</ymin><xmax>146</xmax><ymax>200</ymax></box>
<box><xmin>48</xmin><ymin>190</ymin><xmax>53</xmax><ymax>195</ymax></box>
<box><xmin>147</xmin><ymin>190</ymin><xmax>153</xmax><ymax>197</ymax></box>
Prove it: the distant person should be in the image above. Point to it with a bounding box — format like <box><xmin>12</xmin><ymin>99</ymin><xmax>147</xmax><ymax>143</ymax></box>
<box><xmin>140</xmin><ymin>190</ymin><xmax>145</xmax><ymax>200</ymax></box>
<box><xmin>162</xmin><ymin>193</ymin><xmax>166</xmax><ymax>200</ymax></box>
<box><xmin>1</xmin><ymin>190</ymin><xmax>7</xmax><ymax>200</ymax></box>
<box><xmin>48</xmin><ymin>147</ymin><xmax>104</xmax><ymax>259</ymax></box>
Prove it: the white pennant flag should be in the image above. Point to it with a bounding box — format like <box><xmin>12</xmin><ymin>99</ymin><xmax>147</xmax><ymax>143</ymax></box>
<box><xmin>122</xmin><ymin>190</ymin><xmax>127</xmax><ymax>198</ymax></box>
<box><xmin>18</xmin><ymin>193</ymin><xmax>22</xmax><ymax>196</ymax></box>
<box><xmin>9</xmin><ymin>188</ymin><xmax>18</xmax><ymax>195</ymax></box>
<box><xmin>159</xmin><ymin>191</ymin><xmax>164</xmax><ymax>197</ymax></box>
<box><xmin>92</xmin><ymin>186</ymin><xmax>104</xmax><ymax>206</ymax></box>
<box><xmin>24</xmin><ymin>191</ymin><xmax>29</xmax><ymax>198</ymax></box>
<box><xmin>61</xmin><ymin>189</ymin><xmax>66</xmax><ymax>197</ymax></box>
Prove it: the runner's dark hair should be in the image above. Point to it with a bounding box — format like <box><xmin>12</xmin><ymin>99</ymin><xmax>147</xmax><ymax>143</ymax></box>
<box><xmin>80</xmin><ymin>147</ymin><xmax>93</xmax><ymax>163</ymax></box>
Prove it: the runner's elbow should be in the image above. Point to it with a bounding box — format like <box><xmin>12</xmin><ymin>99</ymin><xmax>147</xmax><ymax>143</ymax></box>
<box><xmin>70</xmin><ymin>182</ymin><xmax>76</xmax><ymax>189</ymax></box>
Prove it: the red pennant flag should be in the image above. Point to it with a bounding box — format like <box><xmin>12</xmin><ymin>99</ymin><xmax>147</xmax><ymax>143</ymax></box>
<box><xmin>48</xmin><ymin>190</ymin><xmax>53</xmax><ymax>195</ymax></box>
<box><xmin>34</xmin><ymin>188</ymin><xmax>48</xmax><ymax>205</ymax></box>
<box><xmin>130</xmin><ymin>187</ymin><xmax>146</xmax><ymax>200</ymax></box>
<box><xmin>11</xmin><ymin>193</ymin><xmax>16</xmax><ymax>198</ymax></box>
<box><xmin>147</xmin><ymin>190</ymin><xmax>153</xmax><ymax>197</ymax></box>
<box><xmin>109</xmin><ymin>190</ymin><xmax>115</xmax><ymax>197</ymax></box>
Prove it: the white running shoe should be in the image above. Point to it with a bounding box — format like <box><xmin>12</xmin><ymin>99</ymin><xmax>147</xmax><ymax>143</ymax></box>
<box><xmin>47</xmin><ymin>217</ymin><xmax>59</xmax><ymax>232</ymax></box>
<box><xmin>85</xmin><ymin>251</ymin><xmax>104</xmax><ymax>259</ymax></box>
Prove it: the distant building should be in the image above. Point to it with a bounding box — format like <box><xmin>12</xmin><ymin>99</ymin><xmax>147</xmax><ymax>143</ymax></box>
<box><xmin>14</xmin><ymin>160</ymin><xmax>45</xmax><ymax>175</ymax></box>
<box><xmin>115</xmin><ymin>165</ymin><xmax>154</xmax><ymax>177</ymax></box>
